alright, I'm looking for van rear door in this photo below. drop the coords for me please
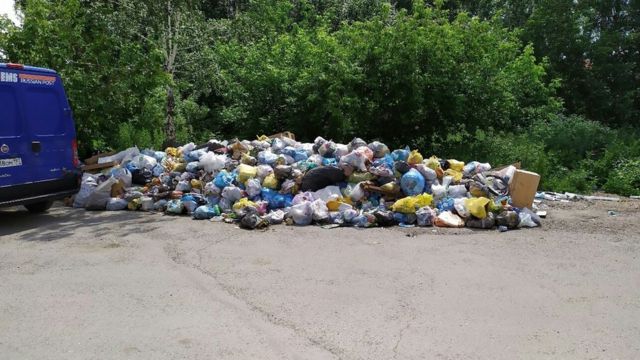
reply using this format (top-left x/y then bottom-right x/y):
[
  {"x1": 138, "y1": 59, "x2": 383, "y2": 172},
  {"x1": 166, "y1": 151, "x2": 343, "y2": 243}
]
[
  {"x1": 20, "y1": 70, "x2": 76, "y2": 183},
  {"x1": 0, "y1": 68, "x2": 31, "y2": 187}
]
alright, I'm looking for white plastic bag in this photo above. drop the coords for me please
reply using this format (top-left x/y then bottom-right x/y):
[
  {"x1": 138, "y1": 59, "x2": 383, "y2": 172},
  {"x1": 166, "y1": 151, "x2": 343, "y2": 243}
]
[
  {"x1": 256, "y1": 164, "x2": 274, "y2": 179},
  {"x1": 130, "y1": 154, "x2": 157, "y2": 170},
  {"x1": 246, "y1": 178, "x2": 262, "y2": 198},
  {"x1": 110, "y1": 168, "x2": 132, "y2": 188},
  {"x1": 431, "y1": 184, "x2": 446, "y2": 201},
  {"x1": 339, "y1": 150, "x2": 367, "y2": 171},
  {"x1": 349, "y1": 183, "x2": 366, "y2": 202},
  {"x1": 518, "y1": 208, "x2": 541, "y2": 228},
  {"x1": 448, "y1": 185, "x2": 468, "y2": 198},
  {"x1": 106, "y1": 198, "x2": 128, "y2": 211},
  {"x1": 140, "y1": 196, "x2": 154, "y2": 211},
  {"x1": 334, "y1": 144, "x2": 349, "y2": 160},
  {"x1": 290, "y1": 202, "x2": 313, "y2": 225},
  {"x1": 98, "y1": 146, "x2": 140, "y2": 165},
  {"x1": 311, "y1": 199, "x2": 329, "y2": 221},
  {"x1": 265, "y1": 209, "x2": 285, "y2": 224},
  {"x1": 73, "y1": 173, "x2": 98, "y2": 208},
  {"x1": 313, "y1": 185, "x2": 342, "y2": 202},
  {"x1": 85, "y1": 177, "x2": 118, "y2": 210},
  {"x1": 180, "y1": 142, "x2": 196, "y2": 154},
  {"x1": 199, "y1": 152, "x2": 227, "y2": 173},
  {"x1": 415, "y1": 164, "x2": 437, "y2": 181},
  {"x1": 221, "y1": 186, "x2": 243, "y2": 202},
  {"x1": 453, "y1": 198, "x2": 470, "y2": 218}
]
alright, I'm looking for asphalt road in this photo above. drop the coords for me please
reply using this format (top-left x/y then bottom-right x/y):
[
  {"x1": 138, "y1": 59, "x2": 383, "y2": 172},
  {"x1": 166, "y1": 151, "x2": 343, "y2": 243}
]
[{"x1": 1, "y1": 201, "x2": 639, "y2": 360}]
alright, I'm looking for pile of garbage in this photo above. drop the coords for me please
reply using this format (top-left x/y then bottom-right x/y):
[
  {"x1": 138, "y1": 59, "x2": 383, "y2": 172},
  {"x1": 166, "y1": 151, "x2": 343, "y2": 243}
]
[{"x1": 73, "y1": 134, "x2": 543, "y2": 230}]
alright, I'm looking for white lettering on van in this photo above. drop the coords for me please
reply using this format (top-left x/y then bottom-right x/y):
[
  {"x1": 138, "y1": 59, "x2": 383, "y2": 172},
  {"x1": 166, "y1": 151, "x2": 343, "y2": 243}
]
[{"x1": 0, "y1": 71, "x2": 18, "y2": 83}]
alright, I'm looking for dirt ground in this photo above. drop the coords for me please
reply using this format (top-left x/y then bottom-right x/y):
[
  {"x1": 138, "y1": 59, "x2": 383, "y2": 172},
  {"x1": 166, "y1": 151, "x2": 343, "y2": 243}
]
[{"x1": 1, "y1": 199, "x2": 639, "y2": 360}]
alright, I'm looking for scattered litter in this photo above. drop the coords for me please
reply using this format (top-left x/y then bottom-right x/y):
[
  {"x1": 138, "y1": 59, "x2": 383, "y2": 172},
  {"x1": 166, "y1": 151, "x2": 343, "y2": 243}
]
[{"x1": 536, "y1": 191, "x2": 621, "y2": 202}]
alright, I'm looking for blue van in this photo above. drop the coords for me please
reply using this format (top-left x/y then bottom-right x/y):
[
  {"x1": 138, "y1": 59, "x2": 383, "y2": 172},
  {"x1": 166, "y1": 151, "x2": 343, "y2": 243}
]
[{"x1": 0, "y1": 63, "x2": 81, "y2": 212}]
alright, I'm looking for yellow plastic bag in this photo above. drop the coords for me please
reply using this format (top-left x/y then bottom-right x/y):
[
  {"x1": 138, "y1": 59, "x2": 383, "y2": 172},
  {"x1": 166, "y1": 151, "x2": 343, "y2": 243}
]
[
  {"x1": 241, "y1": 153, "x2": 257, "y2": 165},
  {"x1": 256, "y1": 135, "x2": 270, "y2": 141},
  {"x1": 165, "y1": 147, "x2": 179, "y2": 157},
  {"x1": 391, "y1": 193, "x2": 433, "y2": 214},
  {"x1": 447, "y1": 159, "x2": 465, "y2": 171},
  {"x1": 327, "y1": 197, "x2": 352, "y2": 212},
  {"x1": 233, "y1": 198, "x2": 257, "y2": 212},
  {"x1": 172, "y1": 161, "x2": 186, "y2": 173},
  {"x1": 444, "y1": 169, "x2": 463, "y2": 182},
  {"x1": 190, "y1": 179, "x2": 202, "y2": 190},
  {"x1": 263, "y1": 173, "x2": 278, "y2": 189},
  {"x1": 413, "y1": 193, "x2": 433, "y2": 208},
  {"x1": 465, "y1": 197, "x2": 491, "y2": 219},
  {"x1": 237, "y1": 164, "x2": 258, "y2": 184},
  {"x1": 348, "y1": 172, "x2": 374, "y2": 183},
  {"x1": 425, "y1": 155, "x2": 441, "y2": 170},
  {"x1": 407, "y1": 150, "x2": 424, "y2": 165},
  {"x1": 127, "y1": 198, "x2": 141, "y2": 211}
]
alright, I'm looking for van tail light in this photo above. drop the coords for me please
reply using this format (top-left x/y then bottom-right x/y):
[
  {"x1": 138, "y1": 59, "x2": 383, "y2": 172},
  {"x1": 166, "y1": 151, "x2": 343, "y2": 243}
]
[
  {"x1": 7, "y1": 63, "x2": 24, "y2": 70},
  {"x1": 71, "y1": 139, "x2": 80, "y2": 167}
]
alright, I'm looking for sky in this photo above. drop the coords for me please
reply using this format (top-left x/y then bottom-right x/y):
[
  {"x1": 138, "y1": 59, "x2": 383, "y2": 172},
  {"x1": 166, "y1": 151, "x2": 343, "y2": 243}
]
[{"x1": 0, "y1": 0, "x2": 20, "y2": 25}]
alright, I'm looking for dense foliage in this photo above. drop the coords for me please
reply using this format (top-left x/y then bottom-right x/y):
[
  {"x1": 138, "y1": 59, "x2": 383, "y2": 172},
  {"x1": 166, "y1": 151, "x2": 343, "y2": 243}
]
[{"x1": 1, "y1": 0, "x2": 638, "y2": 194}]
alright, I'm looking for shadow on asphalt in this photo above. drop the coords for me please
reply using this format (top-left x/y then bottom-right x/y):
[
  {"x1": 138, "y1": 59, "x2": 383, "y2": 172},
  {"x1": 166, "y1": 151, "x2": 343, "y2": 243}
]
[{"x1": 0, "y1": 203, "x2": 165, "y2": 241}]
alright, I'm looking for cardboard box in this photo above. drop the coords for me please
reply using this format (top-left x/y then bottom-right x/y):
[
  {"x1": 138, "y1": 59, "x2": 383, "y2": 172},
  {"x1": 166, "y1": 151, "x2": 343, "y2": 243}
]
[
  {"x1": 82, "y1": 161, "x2": 118, "y2": 173},
  {"x1": 84, "y1": 151, "x2": 116, "y2": 165},
  {"x1": 509, "y1": 169, "x2": 540, "y2": 208},
  {"x1": 268, "y1": 131, "x2": 296, "y2": 141}
]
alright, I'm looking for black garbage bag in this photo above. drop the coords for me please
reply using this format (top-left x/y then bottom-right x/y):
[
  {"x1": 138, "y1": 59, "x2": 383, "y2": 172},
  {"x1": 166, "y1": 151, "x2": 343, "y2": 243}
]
[
  {"x1": 466, "y1": 212, "x2": 496, "y2": 229},
  {"x1": 240, "y1": 213, "x2": 269, "y2": 230},
  {"x1": 496, "y1": 211, "x2": 519, "y2": 229},
  {"x1": 300, "y1": 166, "x2": 346, "y2": 192},
  {"x1": 373, "y1": 209, "x2": 396, "y2": 227},
  {"x1": 394, "y1": 161, "x2": 411, "y2": 175},
  {"x1": 131, "y1": 168, "x2": 153, "y2": 185}
]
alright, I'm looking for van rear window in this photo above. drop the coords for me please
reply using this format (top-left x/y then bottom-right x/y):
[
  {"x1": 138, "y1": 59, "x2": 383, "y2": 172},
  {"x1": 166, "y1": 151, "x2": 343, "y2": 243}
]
[
  {"x1": 0, "y1": 86, "x2": 21, "y2": 137},
  {"x1": 24, "y1": 88, "x2": 65, "y2": 136}
]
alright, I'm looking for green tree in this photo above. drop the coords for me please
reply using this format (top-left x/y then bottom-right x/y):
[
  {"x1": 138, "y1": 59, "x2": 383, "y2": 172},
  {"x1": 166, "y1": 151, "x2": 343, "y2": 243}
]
[{"x1": 208, "y1": 2, "x2": 560, "y2": 147}]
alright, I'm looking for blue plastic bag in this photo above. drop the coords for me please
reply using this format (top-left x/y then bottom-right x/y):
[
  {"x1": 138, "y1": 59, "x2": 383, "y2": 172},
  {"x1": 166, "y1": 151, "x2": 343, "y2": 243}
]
[
  {"x1": 214, "y1": 170, "x2": 235, "y2": 189},
  {"x1": 261, "y1": 188, "x2": 293, "y2": 209},
  {"x1": 436, "y1": 197, "x2": 455, "y2": 212},
  {"x1": 258, "y1": 150, "x2": 278, "y2": 165},
  {"x1": 281, "y1": 147, "x2": 308, "y2": 162},
  {"x1": 373, "y1": 153, "x2": 394, "y2": 169},
  {"x1": 181, "y1": 194, "x2": 198, "y2": 214},
  {"x1": 391, "y1": 147, "x2": 410, "y2": 162},
  {"x1": 322, "y1": 157, "x2": 337, "y2": 166},
  {"x1": 166, "y1": 199, "x2": 184, "y2": 215},
  {"x1": 187, "y1": 149, "x2": 207, "y2": 162},
  {"x1": 400, "y1": 168, "x2": 426, "y2": 196},
  {"x1": 186, "y1": 161, "x2": 199, "y2": 173},
  {"x1": 193, "y1": 205, "x2": 221, "y2": 220},
  {"x1": 124, "y1": 161, "x2": 138, "y2": 172},
  {"x1": 152, "y1": 164, "x2": 165, "y2": 177}
]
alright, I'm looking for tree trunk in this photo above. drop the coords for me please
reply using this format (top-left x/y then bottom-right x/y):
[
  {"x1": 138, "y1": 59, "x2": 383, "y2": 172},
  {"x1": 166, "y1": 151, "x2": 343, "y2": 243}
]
[{"x1": 163, "y1": 85, "x2": 177, "y2": 148}]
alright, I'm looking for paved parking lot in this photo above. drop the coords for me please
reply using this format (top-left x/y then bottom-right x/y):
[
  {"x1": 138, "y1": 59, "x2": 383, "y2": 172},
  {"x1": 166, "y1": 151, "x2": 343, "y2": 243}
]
[{"x1": 1, "y1": 201, "x2": 639, "y2": 359}]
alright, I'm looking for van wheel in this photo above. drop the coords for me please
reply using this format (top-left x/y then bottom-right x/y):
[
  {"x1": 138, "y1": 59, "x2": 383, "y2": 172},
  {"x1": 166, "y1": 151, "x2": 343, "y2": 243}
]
[{"x1": 25, "y1": 201, "x2": 54, "y2": 213}]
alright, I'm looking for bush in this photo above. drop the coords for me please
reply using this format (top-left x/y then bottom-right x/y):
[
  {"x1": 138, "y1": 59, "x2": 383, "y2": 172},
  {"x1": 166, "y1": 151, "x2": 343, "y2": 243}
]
[
  {"x1": 530, "y1": 114, "x2": 613, "y2": 168},
  {"x1": 603, "y1": 159, "x2": 640, "y2": 196}
]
